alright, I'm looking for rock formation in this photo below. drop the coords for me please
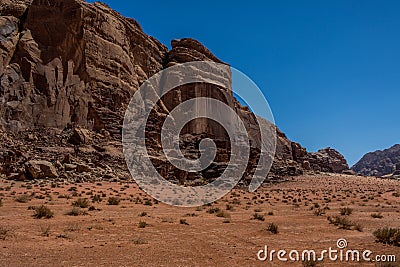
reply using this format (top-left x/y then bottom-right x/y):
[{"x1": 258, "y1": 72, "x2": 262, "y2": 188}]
[
  {"x1": 352, "y1": 144, "x2": 400, "y2": 177},
  {"x1": 1, "y1": 0, "x2": 166, "y2": 134},
  {"x1": 0, "y1": 0, "x2": 349, "y2": 183}
]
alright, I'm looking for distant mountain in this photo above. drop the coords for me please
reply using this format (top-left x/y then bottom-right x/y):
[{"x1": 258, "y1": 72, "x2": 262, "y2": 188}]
[{"x1": 352, "y1": 144, "x2": 400, "y2": 176}]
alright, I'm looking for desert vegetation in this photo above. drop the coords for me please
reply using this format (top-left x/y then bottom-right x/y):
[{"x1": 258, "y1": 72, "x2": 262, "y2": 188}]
[
  {"x1": 0, "y1": 174, "x2": 398, "y2": 266},
  {"x1": 373, "y1": 228, "x2": 400, "y2": 246},
  {"x1": 33, "y1": 205, "x2": 54, "y2": 219}
]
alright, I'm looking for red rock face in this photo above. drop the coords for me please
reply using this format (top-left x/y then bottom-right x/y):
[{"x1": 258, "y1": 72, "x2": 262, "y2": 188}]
[
  {"x1": 0, "y1": 0, "x2": 349, "y2": 183},
  {"x1": 1, "y1": 0, "x2": 167, "y2": 133}
]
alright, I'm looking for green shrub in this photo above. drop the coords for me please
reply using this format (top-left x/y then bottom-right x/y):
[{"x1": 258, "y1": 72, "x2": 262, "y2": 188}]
[
  {"x1": 339, "y1": 207, "x2": 353, "y2": 216},
  {"x1": 143, "y1": 199, "x2": 152, "y2": 206},
  {"x1": 138, "y1": 221, "x2": 147, "y2": 228},
  {"x1": 15, "y1": 194, "x2": 31, "y2": 203},
  {"x1": 303, "y1": 259, "x2": 319, "y2": 267},
  {"x1": 108, "y1": 197, "x2": 120, "y2": 205},
  {"x1": 179, "y1": 219, "x2": 189, "y2": 225},
  {"x1": 161, "y1": 217, "x2": 174, "y2": 223},
  {"x1": 216, "y1": 210, "x2": 230, "y2": 218},
  {"x1": 253, "y1": 213, "x2": 265, "y2": 221},
  {"x1": 134, "y1": 197, "x2": 142, "y2": 204},
  {"x1": 230, "y1": 198, "x2": 241, "y2": 205},
  {"x1": 328, "y1": 216, "x2": 352, "y2": 229},
  {"x1": 72, "y1": 198, "x2": 89, "y2": 208},
  {"x1": 66, "y1": 207, "x2": 87, "y2": 216},
  {"x1": 65, "y1": 224, "x2": 80, "y2": 232},
  {"x1": 353, "y1": 223, "x2": 363, "y2": 232},
  {"x1": 92, "y1": 194, "x2": 102, "y2": 203},
  {"x1": 207, "y1": 207, "x2": 221, "y2": 214},
  {"x1": 40, "y1": 225, "x2": 51, "y2": 237},
  {"x1": 132, "y1": 236, "x2": 147, "y2": 245},
  {"x1": 226, "y1": 204, "x2": 234, "y2": 211},
  {"x1": 0, "y1": 226, "x2": 10, "y2": 240},
  {"x1": 139, "y1": 211, "x2": 148, "y2": 217},
  {"x1": 313, "y1": 208, "x2": 325, "y2": 216},
  {"x1": 371, "y1": 213, "x2": 384, "y2": 219},
  {"x1": 266, "y1": 223, "x2": 279, "y2": 234},
  {"x1": 373, "y1": 228, "x2": 400, "y2": 246},
  {"x1": 328, "y1": 216, "x2": 362, "y2": 231},
  {"x1": 33, "y1": 205, "x2": 54, "y2": 219}
]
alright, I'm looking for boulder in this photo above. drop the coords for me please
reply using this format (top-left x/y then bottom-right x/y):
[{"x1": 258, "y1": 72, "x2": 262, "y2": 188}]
[
  {"x1": 308, "y1": 148, "x2": 349, "y2": 173},
  {"x1": 8, "y1": 172, "x2": 26, "y2": 181},
  {"x1": 0, "y1": 0, "x2": 29, "y2": 18},
  {"x1": 64, "y1": 164, "x2": 77, "y2": 171},
  {"x1": 76, "y1": 163, "x2": 91, "y2": 173},
  {"x1": 68, "y1": 127, "x2": 92, "y2": 145},
  {"x1": 25, "y1": 160, "x2": 58, "y2": 179},
  {"x1": 302, "y1": 160, "x2": 311, "y2": 171},
  {"x1": 62, "y1": 154, "x2": 71, "y2": 164}
]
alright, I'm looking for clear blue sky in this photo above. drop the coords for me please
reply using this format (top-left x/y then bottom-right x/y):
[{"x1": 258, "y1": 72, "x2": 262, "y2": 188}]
[{"x1": 88, "y1": 0, "x2": 400, "y2": 166}]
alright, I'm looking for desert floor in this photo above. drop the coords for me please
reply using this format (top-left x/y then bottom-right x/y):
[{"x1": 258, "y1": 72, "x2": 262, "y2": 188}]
[{"x1": 0, "y1": 174, "x2": 399, "y2": 267}]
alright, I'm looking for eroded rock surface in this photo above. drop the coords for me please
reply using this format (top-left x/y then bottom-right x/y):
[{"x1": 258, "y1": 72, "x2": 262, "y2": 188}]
[
  {"x1": 0, "y1": 0, "x2": 349, "y2": 184},
  {"x1": 352, "y1": 144, "x2": 400, "y2": 177},
  {"x1": 1, "y1": 0, "x2": 166, "y2": 134}
]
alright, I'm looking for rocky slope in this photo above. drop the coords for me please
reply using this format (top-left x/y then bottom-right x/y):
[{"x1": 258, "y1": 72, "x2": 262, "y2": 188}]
[
  {"x1": 0, "y1": 0, "x2": 349, "y2": 184},
  {"x1": 352, "y1": 144, "x2": 400, "y2": 177}
]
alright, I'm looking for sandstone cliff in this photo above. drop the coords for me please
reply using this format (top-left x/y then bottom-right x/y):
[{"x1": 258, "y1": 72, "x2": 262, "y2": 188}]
[
  {"x1": 0, "y1": 0, "x2": 349, "y2": 183},
  {"x1": 1, "y1": 0, "x2": 166, "y2": 135}
]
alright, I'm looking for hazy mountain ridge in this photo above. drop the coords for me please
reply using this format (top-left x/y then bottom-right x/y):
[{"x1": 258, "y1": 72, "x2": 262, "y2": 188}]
[{"x1": 352, "y1": 144, "x2": 400, "y2": 177}]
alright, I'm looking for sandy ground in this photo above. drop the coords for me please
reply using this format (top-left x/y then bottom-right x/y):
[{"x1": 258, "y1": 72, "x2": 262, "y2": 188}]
[{"x1": 0, "y1": 174, "x2": 399, "y2": 267}]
